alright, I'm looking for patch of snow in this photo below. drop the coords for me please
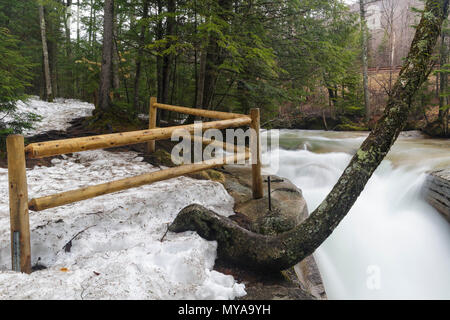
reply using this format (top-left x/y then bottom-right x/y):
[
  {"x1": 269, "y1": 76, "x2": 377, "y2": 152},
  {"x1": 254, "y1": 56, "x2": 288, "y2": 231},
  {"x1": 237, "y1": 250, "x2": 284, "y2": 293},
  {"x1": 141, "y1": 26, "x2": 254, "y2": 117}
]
[
  {"x1": 16, "y1": 97, "x2": 94, "y2": 136},
  {"x1": 0, "y1": 98, "x2": 246, "y2": 300}
]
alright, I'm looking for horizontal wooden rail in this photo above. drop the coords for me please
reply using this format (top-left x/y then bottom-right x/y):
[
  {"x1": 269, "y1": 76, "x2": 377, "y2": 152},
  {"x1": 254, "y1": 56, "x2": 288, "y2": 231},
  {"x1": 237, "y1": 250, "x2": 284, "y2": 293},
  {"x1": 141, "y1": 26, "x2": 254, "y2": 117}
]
[
  {"x1": 192, "y1": 135, "x2": 251, "y2": 154},
  {"x1": 25, "y1": 117, "x2": 251, "y2": 159},
  {"x1": 154, "y1": 103, "x2": 246, "y2": 120},
  {"x1": 28, "y1": 152, "x2": 249, "y2": 212},
  {"x1": 6, "y1": 94, "x2": 263, "y2": 274}
]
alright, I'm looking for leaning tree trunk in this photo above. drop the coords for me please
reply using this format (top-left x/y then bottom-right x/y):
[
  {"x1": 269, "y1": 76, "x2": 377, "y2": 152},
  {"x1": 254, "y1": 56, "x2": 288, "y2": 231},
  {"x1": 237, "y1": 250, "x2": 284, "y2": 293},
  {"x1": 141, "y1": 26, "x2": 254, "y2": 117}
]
[
  {"x1": 39, "y1": 4, "x2": 53, "y2": 103},
  {"x1": 169, "y1": 0, "x2": 450, "y2": 272},
  {"x1": 97, "y1": 0, "x2": 114, "y2": 113}
]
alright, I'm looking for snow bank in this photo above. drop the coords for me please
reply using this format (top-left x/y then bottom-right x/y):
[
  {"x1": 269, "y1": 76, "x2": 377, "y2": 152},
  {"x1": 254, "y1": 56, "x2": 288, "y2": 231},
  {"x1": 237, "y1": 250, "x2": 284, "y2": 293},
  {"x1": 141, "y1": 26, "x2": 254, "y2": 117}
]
[
  {"x1": 0, "y1": 98, "x2": 246, "y2": 300},
  {"x1": 16, "y1": 97, "x2": 94, "y2": 136}
]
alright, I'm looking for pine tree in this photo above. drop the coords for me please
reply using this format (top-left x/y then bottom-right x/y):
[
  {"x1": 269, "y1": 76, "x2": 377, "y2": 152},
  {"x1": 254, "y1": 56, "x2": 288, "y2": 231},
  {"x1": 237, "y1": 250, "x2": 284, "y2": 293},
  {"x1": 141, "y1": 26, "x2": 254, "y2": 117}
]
[{"x1": 0, "y1": 28, "x2": 40, "y2": 153}]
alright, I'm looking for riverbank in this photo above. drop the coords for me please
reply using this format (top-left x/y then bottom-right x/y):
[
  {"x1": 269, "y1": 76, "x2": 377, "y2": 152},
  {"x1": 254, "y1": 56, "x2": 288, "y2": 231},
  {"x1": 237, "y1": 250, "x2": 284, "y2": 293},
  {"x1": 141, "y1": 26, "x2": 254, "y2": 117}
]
[{"x1": 267, "y1": 113, "x2": 449, "y2": 138}]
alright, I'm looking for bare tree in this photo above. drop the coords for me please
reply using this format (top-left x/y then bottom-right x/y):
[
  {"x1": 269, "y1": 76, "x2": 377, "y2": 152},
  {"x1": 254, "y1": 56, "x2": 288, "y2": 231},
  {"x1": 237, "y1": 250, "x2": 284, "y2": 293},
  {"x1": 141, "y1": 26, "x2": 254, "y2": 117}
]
[
  {"x1": 133, "y1": 0, "x2": 150, "y2": 111},
  {"x1": 360, "y1": 0, "x2": 373, "y2": 122},
  {"x1": 39, "y1": 3, "x2": 53, "y2": 103},
  {"x1": 380, "y1": 0, "x2": 400, "y2": 92},
  {"x1": 97, "y1": 0, "x2": 114, "y2": 113}
]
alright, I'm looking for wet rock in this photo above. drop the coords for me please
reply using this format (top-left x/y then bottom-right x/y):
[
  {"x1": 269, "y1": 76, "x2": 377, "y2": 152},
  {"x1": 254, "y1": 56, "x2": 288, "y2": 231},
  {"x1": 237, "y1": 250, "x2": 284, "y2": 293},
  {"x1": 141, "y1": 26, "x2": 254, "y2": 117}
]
[
  {"x1": 219, "y1": 165, "x2": 327, "y2": 300},
  {"x1": 220, "y1": 165, "x2": 308, "y2": 233},
  {"x1": 423, "y1": 120, "x2": 449, "y2": 138},
  {"x1": 240, "y1": 283, "x2": 315, "y2": 300}
]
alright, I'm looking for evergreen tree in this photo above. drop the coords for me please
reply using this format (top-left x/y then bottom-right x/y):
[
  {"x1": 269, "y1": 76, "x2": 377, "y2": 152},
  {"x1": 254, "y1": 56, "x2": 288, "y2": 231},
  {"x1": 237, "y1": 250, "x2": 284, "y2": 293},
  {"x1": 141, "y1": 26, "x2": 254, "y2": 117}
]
[{"x1": 0, "y1": 28, "x2": 40, "y2": 152}]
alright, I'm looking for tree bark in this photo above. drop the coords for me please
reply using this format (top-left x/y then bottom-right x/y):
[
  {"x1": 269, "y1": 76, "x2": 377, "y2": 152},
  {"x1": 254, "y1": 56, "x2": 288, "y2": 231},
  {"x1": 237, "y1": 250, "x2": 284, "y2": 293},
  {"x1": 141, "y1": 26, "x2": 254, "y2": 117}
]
[
  {"x1": 133, "y1": 0, "x2": 150, "y2": 111},
  {"x1": 64, "y1": 0, "x2": 74, "y2": 97},
  {"x1": 97, "y1": 0, "x2": 114, "y2": 113},
  {"x1": 169, "y1": 0, "x2": 450, "y2": 272},
  {"x1": 196, "y1": 50, "x2": 207, "y2": 108},
  {"x1": 439, "y1": 32, "x2": 449, "y2": 135},
  {"x1": 162, "y1": 0, "x2": 176, "y2": 105},
  {"x1": 112, "y1": 6, "x2": 121, "y2": 99},
  {"x1": 64, "y1": 0, "x2": 72, "y2": 58},
  {"x1": 360, "y1": 0, "x2": 371, "y2": 122},
  {"x1": 77, "y1": 0, "x2": 80, "y2": 44},
  {"x1": 39, "y1": 4, "x2": 53, "y2": 103},
  {"x1": 156, "y1": 0, "x2": 163, "y2": 103}
]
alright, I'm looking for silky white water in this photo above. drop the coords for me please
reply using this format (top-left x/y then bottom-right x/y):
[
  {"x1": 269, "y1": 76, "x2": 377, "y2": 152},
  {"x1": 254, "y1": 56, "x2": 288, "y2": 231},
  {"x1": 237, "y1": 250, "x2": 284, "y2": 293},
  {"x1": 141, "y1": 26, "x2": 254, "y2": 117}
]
[{"x1": 262, "y1": 130, "x2": 450, "y2": 299}]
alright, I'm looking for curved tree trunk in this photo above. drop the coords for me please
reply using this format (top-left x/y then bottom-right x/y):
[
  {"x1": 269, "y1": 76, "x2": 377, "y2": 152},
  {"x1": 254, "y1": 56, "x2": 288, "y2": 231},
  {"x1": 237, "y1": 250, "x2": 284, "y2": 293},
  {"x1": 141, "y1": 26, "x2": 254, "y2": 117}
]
[{"x1": 169, "y1": 0, "x2": 450, "y2": 272}]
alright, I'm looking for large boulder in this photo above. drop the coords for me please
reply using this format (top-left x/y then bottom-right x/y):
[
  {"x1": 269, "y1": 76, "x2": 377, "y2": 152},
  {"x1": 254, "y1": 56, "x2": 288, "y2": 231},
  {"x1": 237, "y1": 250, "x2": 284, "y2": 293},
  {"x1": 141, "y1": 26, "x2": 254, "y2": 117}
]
[
  {"x1": 218, "y1": 165, "x2": 327, "y2": 300},
  {"x1": 221, "y1": 165, "x2": 308, "y2": 235}
]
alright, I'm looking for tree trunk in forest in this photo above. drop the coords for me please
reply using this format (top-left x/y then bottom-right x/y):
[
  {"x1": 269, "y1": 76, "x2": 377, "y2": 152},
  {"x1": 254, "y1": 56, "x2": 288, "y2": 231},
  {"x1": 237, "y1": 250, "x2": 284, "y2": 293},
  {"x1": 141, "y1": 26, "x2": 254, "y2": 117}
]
[
  {"x1": 39, "y1": 4, "x2": 53, "y2": 103},
  {"x1": 64, "y1": 0, "x2": 74, "y2": 97},
  {"x1": 154, "y1": 0, "x2": 176, "y2": 121},
  {"x1": 201, "y1": 0, "x2": 233, "y2": 110},
  {"x1": 77, "y1": 0, "x2": 80, "y2": 44},
  {"x1": 186, "y1": 5, "x2": 205, "y2": 124},
  {"x1": 439, "y1": 33, "x2": 449, "y2": 135},
  {"x1": 88, "y1": 1, "x2": 93, "y2": 50},
  {"x1": 159, "y1": 0, "x2": 176, "y2": 121},
  {"x1": 46, "y1": 3, "x2": 59, "y2": 97},
  {"x1": 162, "y1": 0, "x2": 175, "y2": 105},
  {"x1": 169, "y1": 0, "x2": 450, "y2": 272},
  {"x1": 97, "y1": 0, "x2": 114, "y2": 113},
  {"x1": 133, "y1": 0, "x2": 150, "y2": 112},
  {"x1": 112, "y1": 7, "x2": 121, "y2": 99},
  {"x1": 360, "y1": 0, "x2": 371, "y2": 123},
  {"x1": 196, "y1": 50, "x2": 207, "y2": 108},
  {"x1": 156, "y1": 0, "x2": 163, "y2": 103},
  {"x1": 64, "y1": 0, "x2": 72, "y2": 57},
  {"x1": 49, "y1": 33, "x2": 58, "y2": 98}
]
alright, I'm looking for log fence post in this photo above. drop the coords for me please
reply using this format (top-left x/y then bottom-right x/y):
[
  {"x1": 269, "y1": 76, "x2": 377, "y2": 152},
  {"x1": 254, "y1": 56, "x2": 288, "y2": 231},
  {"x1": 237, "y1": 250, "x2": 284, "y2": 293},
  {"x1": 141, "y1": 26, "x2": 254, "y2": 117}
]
[
  {"x1": 250, "y1": 108, "x2": 263, "y2": 199},
  {"x1": 147, "y1": 97, "x2": 157, "y2": 154},
  {"x1": 7, "y1": 135, "x2": 32, "y2": 274}
]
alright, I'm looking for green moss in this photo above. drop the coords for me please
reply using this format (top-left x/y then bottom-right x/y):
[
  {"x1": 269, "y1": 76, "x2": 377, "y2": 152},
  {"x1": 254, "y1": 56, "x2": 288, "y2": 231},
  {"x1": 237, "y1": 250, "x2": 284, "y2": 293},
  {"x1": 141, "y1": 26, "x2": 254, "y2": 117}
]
[
  {"x1": 334, "y1": 124, "x2": 368, "y2": 132},
  {"x1": 356, "y1": 150, "x2": 368, "y2": 161},
  {"x1": 187, "y1": 169, "x2": 225, "y2": 183},
  {"x1": 151, "y1": 149, "x2": 175, "y2": 167},
  {"x1": 257, "y1": 210, "x2": 296, "y2": 236},
  {"x1": 84, "y1": 109, "x2": 143, "y2": 133},
  {"x1": 206, "y1": 169, "x2": 226, "y2": 183}
]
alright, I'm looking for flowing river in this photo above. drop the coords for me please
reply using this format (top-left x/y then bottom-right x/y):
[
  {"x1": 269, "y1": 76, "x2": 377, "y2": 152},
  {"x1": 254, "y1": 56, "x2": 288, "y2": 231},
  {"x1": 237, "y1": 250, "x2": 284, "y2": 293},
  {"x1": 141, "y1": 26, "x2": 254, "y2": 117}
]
[{"x1": 261, "y1": 130, "x2": 450, "y2": 300}]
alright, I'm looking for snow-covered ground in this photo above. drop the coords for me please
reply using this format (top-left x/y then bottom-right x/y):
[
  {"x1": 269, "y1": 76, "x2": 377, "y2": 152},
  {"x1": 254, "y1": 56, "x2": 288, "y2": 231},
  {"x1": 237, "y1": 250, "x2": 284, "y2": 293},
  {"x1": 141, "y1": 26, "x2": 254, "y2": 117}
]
[
  {"x1": 0, "y1": 98, "x2": 246, "y2": 300},
  {"x1": 16, "y1": 97, "x2": 95, "y2": 136}
]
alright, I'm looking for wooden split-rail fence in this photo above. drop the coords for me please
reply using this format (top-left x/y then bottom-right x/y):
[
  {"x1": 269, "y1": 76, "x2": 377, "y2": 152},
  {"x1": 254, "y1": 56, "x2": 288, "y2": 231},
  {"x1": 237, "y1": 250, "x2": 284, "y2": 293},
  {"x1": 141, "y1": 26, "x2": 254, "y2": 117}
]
[{"x1": 6, "y1": 97, "x2": 263, "y2": 274}]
